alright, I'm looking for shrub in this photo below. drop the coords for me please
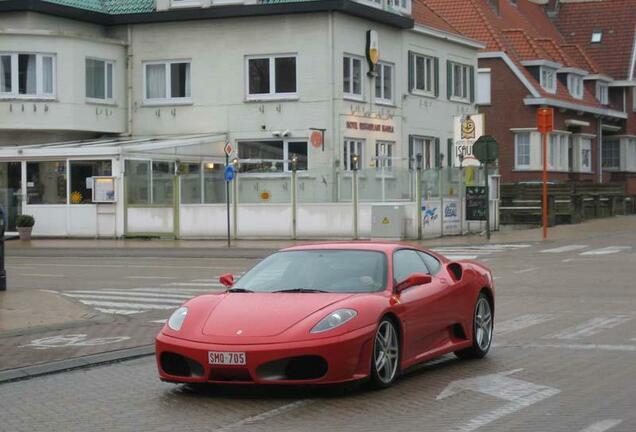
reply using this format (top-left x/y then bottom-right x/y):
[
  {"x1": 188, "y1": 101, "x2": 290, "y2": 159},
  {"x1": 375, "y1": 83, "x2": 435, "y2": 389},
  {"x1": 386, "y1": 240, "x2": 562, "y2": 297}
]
[{"x1": 16, "y1": 215, "x2": 35, "y2": 228}]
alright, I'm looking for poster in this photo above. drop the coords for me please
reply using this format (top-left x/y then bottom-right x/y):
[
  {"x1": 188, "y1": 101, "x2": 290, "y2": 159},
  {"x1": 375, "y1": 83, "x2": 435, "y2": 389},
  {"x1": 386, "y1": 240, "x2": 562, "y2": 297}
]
[
  {"x1": 92, "y1": 177, "x2": 116, "y2": 203},
  {"x1": 453, "y1": 114, "x2": 484, "y2": 167},
  {"x1": 466, "y1": 186, "x2": 487, "y2": 221}
]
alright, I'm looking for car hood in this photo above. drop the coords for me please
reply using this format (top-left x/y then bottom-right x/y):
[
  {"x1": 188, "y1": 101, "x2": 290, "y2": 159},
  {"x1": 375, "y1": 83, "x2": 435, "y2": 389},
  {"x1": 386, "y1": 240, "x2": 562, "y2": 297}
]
[{"x1": 201, "y1": 292, "x2": 354, "y2": 338}]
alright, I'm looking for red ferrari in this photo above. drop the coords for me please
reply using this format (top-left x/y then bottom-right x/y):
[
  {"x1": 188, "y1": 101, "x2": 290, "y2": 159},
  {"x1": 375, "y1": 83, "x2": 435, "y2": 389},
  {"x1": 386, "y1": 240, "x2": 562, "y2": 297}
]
[{"x1": 156, "y1": 242, "x2": 494, "y2": 388}]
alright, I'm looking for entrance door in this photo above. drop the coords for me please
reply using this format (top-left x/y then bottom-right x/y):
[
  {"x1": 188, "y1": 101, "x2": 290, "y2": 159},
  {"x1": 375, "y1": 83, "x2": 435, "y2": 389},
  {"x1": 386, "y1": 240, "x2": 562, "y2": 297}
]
[{"x1": 0, "y1": 162, "x2": 22, "y2": 231}]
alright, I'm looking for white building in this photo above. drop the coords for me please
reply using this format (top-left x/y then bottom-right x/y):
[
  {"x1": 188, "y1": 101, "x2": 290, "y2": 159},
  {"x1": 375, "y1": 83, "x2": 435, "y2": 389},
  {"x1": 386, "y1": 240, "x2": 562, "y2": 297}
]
[{"x1": 0, "y1": 0, "x2": 486, "y2": 238}]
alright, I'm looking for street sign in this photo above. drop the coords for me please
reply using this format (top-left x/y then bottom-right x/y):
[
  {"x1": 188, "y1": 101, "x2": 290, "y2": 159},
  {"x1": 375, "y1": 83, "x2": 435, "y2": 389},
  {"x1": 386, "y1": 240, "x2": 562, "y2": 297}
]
[
  {"x1": 224, "y1": 142, "x2": 234, "y2": 156},
  {"x1": 466, "y1": 186, "x2": 487, "y2": 221},
  {"x1": 473, "y1": 135, "x2": 499, "y2": 163},
  {"x1": 537, "y1": 107, "x2": 554, "y2": 134},
  {"x1": 224, "y1": 165, "x2": 235, "y2": 182}
]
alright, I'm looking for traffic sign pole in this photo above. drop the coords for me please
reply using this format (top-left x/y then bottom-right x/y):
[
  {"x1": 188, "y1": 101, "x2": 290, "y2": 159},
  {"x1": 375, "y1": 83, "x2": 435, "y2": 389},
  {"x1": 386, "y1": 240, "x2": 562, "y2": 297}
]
[
  {"x1": 542, "y1": 131, "x2": 548, "y2": 240},
  {"x1": 225, "y1": 153, "x2": 231, "y2": 248}
]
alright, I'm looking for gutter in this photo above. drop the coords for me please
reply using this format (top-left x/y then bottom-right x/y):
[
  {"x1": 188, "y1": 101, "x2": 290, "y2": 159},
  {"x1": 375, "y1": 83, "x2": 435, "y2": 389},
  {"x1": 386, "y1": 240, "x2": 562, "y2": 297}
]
[
  {"x1": 523, "y1": 97, "x2": 628, "y2": 119},
  {"x1": 412, "y1": 24, "x2": 485, "y2": 50}
]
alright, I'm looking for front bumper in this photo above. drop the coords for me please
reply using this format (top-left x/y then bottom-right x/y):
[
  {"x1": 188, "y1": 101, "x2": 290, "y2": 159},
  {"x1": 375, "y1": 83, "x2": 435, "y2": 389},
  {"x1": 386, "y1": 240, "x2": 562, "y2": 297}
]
[{"x1": 155, "y1": 325, "x2": 376, "y2": 385}]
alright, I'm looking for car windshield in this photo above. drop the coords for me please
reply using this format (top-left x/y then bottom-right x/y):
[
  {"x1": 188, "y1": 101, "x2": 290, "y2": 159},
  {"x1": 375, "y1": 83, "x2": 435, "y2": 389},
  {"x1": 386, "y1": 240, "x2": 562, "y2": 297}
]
[{"x1": 232, "y1": 250, "x2": 388, "y2": 293}]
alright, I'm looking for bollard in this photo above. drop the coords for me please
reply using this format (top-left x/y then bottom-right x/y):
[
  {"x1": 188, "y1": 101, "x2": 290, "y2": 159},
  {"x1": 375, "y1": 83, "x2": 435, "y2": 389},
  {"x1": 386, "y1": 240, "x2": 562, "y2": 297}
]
[{"x1": 0, "y1": 206, "x2": 5, "y2": 291}]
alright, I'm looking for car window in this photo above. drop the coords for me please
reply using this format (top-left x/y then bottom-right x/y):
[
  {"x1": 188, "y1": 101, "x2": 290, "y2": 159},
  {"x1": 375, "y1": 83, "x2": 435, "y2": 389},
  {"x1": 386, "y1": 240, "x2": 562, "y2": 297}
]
[
  {"x1": 418, "y1": 251, "x2": 441, "y2": 275},
  {"x1": 393, "y1": 249, "x2": 429, "y2": 283}
]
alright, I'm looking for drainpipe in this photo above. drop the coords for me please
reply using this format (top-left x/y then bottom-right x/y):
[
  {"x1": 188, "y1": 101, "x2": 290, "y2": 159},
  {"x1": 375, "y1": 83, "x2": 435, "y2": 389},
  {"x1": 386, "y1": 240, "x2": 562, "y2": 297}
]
[
  {"x1": 126, "y1": 25, "x2": 133, "y2": 136},
  {"x1": 329, "y1": 12, "x2": 338, "y2": 202},
  {"x1": 598, "y1": 118, "x2": 603, "y2": 183}
]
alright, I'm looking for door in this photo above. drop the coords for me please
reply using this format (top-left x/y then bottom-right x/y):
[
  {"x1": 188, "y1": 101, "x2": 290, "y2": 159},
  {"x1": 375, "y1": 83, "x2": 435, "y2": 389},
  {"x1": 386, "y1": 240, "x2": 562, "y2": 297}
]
[
  {"x1": 393, "y1": 249, "x2": 449, "y2": 360},
  {"x1": 0, "y1": 162, "x2": 22, "y2": 231}
]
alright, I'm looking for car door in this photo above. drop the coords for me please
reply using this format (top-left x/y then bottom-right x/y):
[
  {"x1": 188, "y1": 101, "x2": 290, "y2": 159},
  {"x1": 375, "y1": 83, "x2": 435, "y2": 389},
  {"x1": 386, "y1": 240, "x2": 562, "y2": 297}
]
[{"x1": 393, "y1": 249, "x2": 448, "y2": 360}]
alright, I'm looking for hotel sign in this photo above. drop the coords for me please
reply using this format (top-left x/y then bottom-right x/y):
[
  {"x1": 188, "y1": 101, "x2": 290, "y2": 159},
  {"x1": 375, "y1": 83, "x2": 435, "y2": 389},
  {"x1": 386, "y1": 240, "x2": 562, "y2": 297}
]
[{"x1": 346, "y1": 121, "x2": 394, "y2": 133}]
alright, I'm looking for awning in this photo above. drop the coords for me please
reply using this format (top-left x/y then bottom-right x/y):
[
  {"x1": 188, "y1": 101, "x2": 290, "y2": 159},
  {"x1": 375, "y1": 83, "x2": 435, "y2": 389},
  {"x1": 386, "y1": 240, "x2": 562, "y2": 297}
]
[{"x1": 0, "y1": 133, "x2": 229, "y2": 160}]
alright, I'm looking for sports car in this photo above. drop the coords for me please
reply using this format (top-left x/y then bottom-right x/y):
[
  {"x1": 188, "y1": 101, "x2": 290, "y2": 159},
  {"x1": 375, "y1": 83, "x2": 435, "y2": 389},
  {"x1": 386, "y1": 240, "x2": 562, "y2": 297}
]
[{"x1": 156, "y1": 242, "x2": 494, "y2": 388}]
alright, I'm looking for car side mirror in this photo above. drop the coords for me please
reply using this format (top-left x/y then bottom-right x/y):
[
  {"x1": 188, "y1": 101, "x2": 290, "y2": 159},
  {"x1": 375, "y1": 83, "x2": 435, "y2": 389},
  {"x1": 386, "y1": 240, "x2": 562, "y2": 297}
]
[
  {"x1": 219, "y1": 273, "x2": 234, "y2": 288},
  {"x1": 395, "y1": 273, "x2": 432, "y2": 293}
]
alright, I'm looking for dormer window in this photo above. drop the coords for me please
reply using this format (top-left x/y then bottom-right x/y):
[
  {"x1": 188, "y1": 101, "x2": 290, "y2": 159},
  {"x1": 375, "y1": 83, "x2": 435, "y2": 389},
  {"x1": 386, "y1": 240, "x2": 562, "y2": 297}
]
[
  {"x1": 596, "y1": 82, "x2": 609, "y2": 104},
  {"x1": 540, "y1": 67, "x2": 557, "y2": 94},
  {"x1": 567, "y1": 74, "x2": 584, "y2": 99}
]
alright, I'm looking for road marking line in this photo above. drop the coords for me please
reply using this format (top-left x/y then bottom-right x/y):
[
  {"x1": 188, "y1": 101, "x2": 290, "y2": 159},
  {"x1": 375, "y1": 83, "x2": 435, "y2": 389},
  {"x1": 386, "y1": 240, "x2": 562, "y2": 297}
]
[
  {"x1": 215, "y1": 400, "x2": 314, "y2": 432},
  {"x1": 166, "y1": 282, "x2": 225, "y2": 287},
  {"x1": 150, "y1": 319, "x2": 167, "y2": 324},
  {"x1": 126, "y1": 276, "x2": 179, "y2": 280},
  {"x1": 496, "y1": 314, "x2": 555, "y2": 336},
  {"x1": 95, "y1": 308, "x2": 143, "y2": 315},
  {"x1": 62, "y1": 293, "x2": 186, "y2": 304},
  {"x1": 9, "y1": 263, "x2": 217, "y2": 269},
  {"x1": 540, "y1": 245, "x2": 588, "y2": 253},
  {"x1": 495, "y1": 342, "x2": 636, "y2": 352},
  {"x1": 19, "y1": 273, "x2": 65, "y2": 277},
  {"x1": 131, "y1": 287, "x2": 220, "y2": 294},
  {"x1": 514, "y1": 267, "x2": 538, "y2": 274},
  {"x1": 67, "y1": 290, "x2": 193, "y2": 299},
  {"x1": 544, "y1": 316, "x2": 632, "y2": 340},
  {"x1": 76, "y1": 300, "x2": 177, "y2": 310},
  {"x1": 444, "y1": 255, "x2": 479, "y2": 260},
  {"x1": 578, "y1": 419, "x2": 623, "y2": 432},
  {"x1": 580, "y1": 246, "x2": 632, "y2": 256}
]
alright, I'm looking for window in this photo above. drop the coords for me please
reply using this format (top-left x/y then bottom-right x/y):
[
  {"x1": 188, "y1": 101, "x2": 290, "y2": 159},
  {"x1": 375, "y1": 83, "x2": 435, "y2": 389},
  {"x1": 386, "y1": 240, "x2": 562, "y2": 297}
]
[
  {"x1": 515, "y1": 132, "x2": 531, "y2": 169},
  {"x1": 375, "y1": 141, "x2": 394, "y2": 171},
  {"x1": 549, "y1": 133, "x2": 569, "y2": 171},
  {"x1": 125, "y1": 159, "x2": 175, "y2": 205},
  {"x1": 86, "y1": 58, "x2": 114, "y2": 102},
  {"x1": 567, "y1": 74, "x2": 583, "y2": 99},
  {"x1": 344, "y1": 139, "x2": 364, "y2": 171},
  {"x1": 69, "y1": 160, "x2": 112, "y2": 204},
  {"x1": 374, "y1": 62, "x2": 393, "y2": 104},
  {"x1": 627, "y1": 138, "x2": 636, "y2": 171},
  {"x1": 540, "y1": 67, "x2": 556, "y2": 94},
  {"x1": 591, "y1": 31, "x2": 602, "y2": 43},
  {"x1": 393, "y1": 249, "x2": 429, "y2": 283},
  {"x1": 246, "y1": 55, "x2": 297, "y2": 99},
  {"x1": 26, "y1": 161, "x2": 67, "y2": 204},
  {"x1": 386, "y1": 0, "x2": 411, "y2": 14},
  {"x1": 602, "y1": 140, "x2": 620, "y2": 169},
  {"x1": 152, "y1": 161, "x2": 175, "y2": 205},
  {"x1": 417, "y1": 251, "x2": 441, "y2": 275},
  {"x1": 448, "y1": 61, "x2": 472, "y2": 101},
  {"x1": 238, "y1": 140, "x2": 307, "y2": 173},
  {"x1": 409, "y1": 52, "x2": 436, "y2": 96},
  {"x1": 596, "y1": 82, "x2": 609, "y2": 104},
  {"x1": 477, "y1": 68, "x2": 491, "y2": 104},
  {"x1": 343, "y1": 55, "x2": 363, "y2": 99},
  {"x1": 180, "y1": 162, "x2": 226, "y2": 204},
  {"x1": 0, "y1": 53, "x2": 55, "y2": 98},
  {"x1": 409, "y1": 136, "x2": 436, "y2": 169},
  {"x1": 144, "y1": 60, "x2": 191, "y2": 103}
]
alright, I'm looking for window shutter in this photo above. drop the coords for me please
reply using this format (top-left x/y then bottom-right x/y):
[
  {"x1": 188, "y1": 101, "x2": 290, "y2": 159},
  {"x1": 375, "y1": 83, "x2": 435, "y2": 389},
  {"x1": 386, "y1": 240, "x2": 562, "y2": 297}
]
[
  {"x1": 408, "y1": 135, "x2": 414, "y2": 169},
  {"x1": 447, "y1": 138, "x2": 454, "y2": 167},
  {"x1": 408, "y1": 51, "x2": 414, "y2": 93},
  {"x1": 434, "y1": 57, "x2": 440, "y2": 97},
  {"x1": 469, "y1": 66, "x2": 475, "y2": 103},
  {"x1": 446, "y1": 60, "x2": 452, "y2": 99},
  {"x1": 435, "y1": 138, "x2": 441, "y2": 168}
]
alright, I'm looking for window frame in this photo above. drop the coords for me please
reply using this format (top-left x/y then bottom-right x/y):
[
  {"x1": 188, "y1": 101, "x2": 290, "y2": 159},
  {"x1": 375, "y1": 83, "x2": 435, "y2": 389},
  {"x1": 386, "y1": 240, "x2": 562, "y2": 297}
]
[
  {"x1": 567, "y1": 74, "x2": 584, "y2": 100},
  {"x1": 142, "y1": 59, "x2": 192, "y2": 106},
  {"x1": 245, "y1": 54, "x2": 298, "y2": 101},
  {"x1": 602, "y1": 139, "x2": 620, "y2": 170},
  {"x1": 85, "y1": 57, "x2": 115, "y2": 104},
  {"x1": 343, "y1": 138, "x2": 364, "y2": 171},
  {"x1": 514, "y1": 132, "x2": 531, "y2": 169},
  {"x1": 237, "y1": 139, "x2": 308, "y2": 173},
  {"x1": 540, "y1": 67, "x2": 557, "y2": 94},
  {"x1": 596, "y1": 81, "x2": 609, "y2": 105},
  {"x1": 548, "y1": 132, "x2": 570, "y2": 171},
  {"x1": 449, "y1": 61, "x2": 471, "y2": 102},
  {"x1": 578, "y1": 136, "x2": 593, "y2": 173},
  {"x1": 0, "y1": 52, "x2": 56, "y2": 99},
  {"x1": 477, "y1": 68, "x2": 491, "y2": 105},
  {"x1": 343, "y1": 54, "x2": 364, "y2": 101},
  {"x1": 374, "y1": 61, "x2": 394, "y2": 105},
  {"x1": 410, "y1": 52, "x2": 435, "y2": 97},
  {"x1": 375, "y1": 140, "x2": 395, "y2": 171}
]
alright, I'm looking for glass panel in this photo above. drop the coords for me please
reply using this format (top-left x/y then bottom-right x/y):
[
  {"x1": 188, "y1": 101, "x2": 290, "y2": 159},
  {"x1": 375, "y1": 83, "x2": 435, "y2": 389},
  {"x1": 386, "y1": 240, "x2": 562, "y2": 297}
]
[
  {"x1": 238, "y1": 174, "x2": 291, "y2": 203},
  {"x1": 415, "y1": 56, "x2": 424, "y2": 90},
  {"x1": 42, "y1": 56, "x2": 53, "y2": 95},
  {"x1": 343, "y1": 56, "x2": 351, "y2": 94},
  {"x1": 375, "y1": 68, "x2": 382, "y2": 99},
  {"x1": 69, "y1": 160, "x2": 112, "y2": 204},
  {"x1": 152, "y1": 161, "x2": 174, "y2": 205},
  {"x1": 180, "y1": 163, "x2": 201, "y2": 204},
  {"x1": 146, "y1": 64, "x2": 166, "y2": 99},
  {"x1": 106, "y1": 62, "x2": 113, "y2": 99},
  {"x1": 248, "y1": 58, "x2": 270, "y2": 95},
  {"x1": 203, "y1": 162, "x2": 225, "y2": 204},
  {"x1": 288, "y1": 141, "x2": 308, "y2": 171},
  {"x1": 170, "y1": 62, "x2": 190, "y2": 98},
  {"x1": 18, "y1": 54, "x2": 37, "y2": 95},
  {"x1": 352, "y1": 58, "x2": 361, "y2": 95},
  {"x1": 274, "y1": 57, "x2": 296, "y2": 94},
  {"x1": 26, "y1": 161, "x2": 66, "y2": 204},
  {"x1": 0, "y1": 162, "x2": 22, "y2": 230},
  {"x1": 393, "y1": 249, "x2": 428, "y2": 282},
  {"x1": 126, "y1": 160, "x2": 150, "y2": 205},
  {"x1": 298, "y1": 167, "x2": 337, "y2": 203},
  {"x1": 238, "y1": 141, "x2": 284, "y2": 173},
  {"x1": 0, "y1": 55, "x2": 11, "y2": 93},
  {"x1": 86, "y1": 59, "x2": 105, "y2": 99},
  {"x1": 382, "y1": 65, "x2": 392, "y2": 100}
]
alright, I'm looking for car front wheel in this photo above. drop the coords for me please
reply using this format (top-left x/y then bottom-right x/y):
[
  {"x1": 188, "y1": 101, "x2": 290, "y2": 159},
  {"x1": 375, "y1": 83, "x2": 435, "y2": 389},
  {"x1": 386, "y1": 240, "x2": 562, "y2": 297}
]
[
  {"x1": 455, "y1": 292, "x2": 493, "y2": 359},
  {"x1": 370, "y1": 318, "x2": 400, "y2": 388}
]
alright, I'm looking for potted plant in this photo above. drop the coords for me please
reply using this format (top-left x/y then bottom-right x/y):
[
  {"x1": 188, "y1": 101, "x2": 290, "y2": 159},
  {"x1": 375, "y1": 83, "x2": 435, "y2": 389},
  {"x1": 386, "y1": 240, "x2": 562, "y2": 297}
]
[{"x1": 16, "y1": 215, "x2": 35, "y2": 241}]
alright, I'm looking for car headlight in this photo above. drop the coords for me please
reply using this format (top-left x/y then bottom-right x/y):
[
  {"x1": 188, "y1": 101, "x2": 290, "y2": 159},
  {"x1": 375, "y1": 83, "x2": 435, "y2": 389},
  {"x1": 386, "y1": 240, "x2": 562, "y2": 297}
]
[
  {"x1": 310, "y1": 309, "x2": 357, "y2": 334},
  {"x1": 167, "y1": 307, "x2": 188, "y2": 331}
]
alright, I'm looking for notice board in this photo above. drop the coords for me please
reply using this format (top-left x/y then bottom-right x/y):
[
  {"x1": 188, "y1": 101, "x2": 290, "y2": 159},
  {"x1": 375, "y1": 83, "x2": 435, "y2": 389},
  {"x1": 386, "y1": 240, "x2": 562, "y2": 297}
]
[{"x1": 466, "y1": 186, "x2": 487, "y2": 221}]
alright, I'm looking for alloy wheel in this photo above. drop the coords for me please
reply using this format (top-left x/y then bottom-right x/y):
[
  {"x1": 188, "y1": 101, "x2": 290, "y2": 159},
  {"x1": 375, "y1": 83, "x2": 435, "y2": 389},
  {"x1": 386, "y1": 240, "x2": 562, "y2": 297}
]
[
  {"x1": 374, "y1": 320, "x2": 399, "y2": 385},
  {"x1": 474, "y1": 297, "x2": 493, "y2": 351}
]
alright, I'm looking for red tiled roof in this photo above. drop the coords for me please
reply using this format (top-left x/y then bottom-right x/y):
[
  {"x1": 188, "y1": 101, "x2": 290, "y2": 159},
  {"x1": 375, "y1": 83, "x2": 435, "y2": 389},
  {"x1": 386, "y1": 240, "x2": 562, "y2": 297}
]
[
  {"x1": 553, "y1": 0, "x2": 636, "y2": 80},
  {"x1": 534, "y1": 38, "x2": 571, "y2": 66},
  {"x1": 411, "y1": 1, "x2": 460, "y2": 35},
  {"x1": 501, "y1": 29, "x2": 546, "y2": 61},
  {"x1": 561, "y1": 44, "x2": 604, "y2": 75}
]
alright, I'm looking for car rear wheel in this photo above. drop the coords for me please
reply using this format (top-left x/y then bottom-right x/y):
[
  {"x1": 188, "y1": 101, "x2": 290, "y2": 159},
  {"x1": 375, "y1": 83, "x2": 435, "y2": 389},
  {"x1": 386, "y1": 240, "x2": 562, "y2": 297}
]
[
  {"x1": 455, "y1": 293, "x2": 493, "y2": 360},
  {"x1": 370, "y1": 318, "x2": 400, "y2": 388}
]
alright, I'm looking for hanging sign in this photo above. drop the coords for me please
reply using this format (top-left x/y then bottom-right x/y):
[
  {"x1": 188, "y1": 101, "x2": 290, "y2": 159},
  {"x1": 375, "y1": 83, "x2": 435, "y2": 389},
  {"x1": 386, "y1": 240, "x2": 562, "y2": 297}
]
[
  {"x1": 454, "y1": 114, "x2": 484, "y2": 167},
  {"x1": 366, "y1": 30, "x2": 379, "y2": 76}
]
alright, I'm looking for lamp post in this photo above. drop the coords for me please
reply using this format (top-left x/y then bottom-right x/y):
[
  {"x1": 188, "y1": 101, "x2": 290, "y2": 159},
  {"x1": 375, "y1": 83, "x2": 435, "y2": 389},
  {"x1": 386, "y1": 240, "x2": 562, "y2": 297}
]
[
  {"x1": 291, "y1": 154, "x2": 298, "y2": 240},
  {"x1": 416, "y1": 153, "x2": 423, "y2": 240},
  {"x1": 352, "y1": 154, "x2": 359, "y2": 240}
]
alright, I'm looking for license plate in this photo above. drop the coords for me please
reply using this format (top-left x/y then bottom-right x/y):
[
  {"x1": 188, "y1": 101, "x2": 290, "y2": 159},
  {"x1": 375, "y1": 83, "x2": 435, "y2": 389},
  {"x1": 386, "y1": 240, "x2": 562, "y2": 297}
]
[{"x1": 208, "y1": 351, "x2": 246, "y2": 366}]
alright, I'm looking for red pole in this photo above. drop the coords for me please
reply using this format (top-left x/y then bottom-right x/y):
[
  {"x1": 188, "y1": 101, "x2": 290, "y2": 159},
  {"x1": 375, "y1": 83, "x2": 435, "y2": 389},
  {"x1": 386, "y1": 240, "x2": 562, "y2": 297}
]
[{"x1": 542, "y1": 132, "x2": 548, "y2": 240}]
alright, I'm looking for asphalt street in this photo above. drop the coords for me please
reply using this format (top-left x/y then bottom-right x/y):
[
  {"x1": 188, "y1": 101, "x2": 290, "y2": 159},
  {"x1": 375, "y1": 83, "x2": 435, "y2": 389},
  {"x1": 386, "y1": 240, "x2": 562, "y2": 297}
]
[{"x1": 1, "y1": 223, "x2": 635, "y2": 432}]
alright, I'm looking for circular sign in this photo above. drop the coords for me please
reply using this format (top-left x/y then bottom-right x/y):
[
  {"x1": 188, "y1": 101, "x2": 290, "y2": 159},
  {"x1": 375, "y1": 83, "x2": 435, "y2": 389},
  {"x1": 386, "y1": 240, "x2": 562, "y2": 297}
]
[
  {"x1": 310, "y1": 130, "x2": 323, "y2": 149},
  {"x1": 473, "y1": 135, "x2": 500, "y2": 163},
  {"x1": 260, "y1": 191, "x2": 271, "y2": 202},
  {"x1": 224, "y1": 165, "x2": 235, "y2": 182}
]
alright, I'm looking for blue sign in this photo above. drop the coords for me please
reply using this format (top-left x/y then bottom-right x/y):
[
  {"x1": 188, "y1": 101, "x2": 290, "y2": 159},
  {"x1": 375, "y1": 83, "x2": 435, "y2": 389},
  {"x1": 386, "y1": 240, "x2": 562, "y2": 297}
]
[{"x1": 224, "y1": 165, "x2": 235, "y2": 182}]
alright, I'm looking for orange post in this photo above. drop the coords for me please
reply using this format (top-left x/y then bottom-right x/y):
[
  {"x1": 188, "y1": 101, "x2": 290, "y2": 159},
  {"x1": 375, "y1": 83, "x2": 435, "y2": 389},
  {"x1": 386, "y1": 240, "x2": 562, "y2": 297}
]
[{"x1": 537, "y1": 107, "x2": 554, "y2": 240}]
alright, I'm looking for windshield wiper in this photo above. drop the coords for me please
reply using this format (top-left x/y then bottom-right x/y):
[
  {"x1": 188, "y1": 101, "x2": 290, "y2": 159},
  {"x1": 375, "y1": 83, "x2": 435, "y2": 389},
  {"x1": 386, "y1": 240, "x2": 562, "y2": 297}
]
[
  {"x1": 227, "y1": 288, "x2": 254, "y2": 293},
  {"x1": 273, "y1": 288, "x2": 329, "y2": 293}
]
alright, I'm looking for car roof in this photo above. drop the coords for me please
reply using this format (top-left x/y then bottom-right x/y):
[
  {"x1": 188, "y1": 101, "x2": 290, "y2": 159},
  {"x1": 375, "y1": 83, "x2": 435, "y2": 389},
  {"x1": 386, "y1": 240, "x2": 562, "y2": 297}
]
[{"x1": 280, "y1": 241, "x2": 426, "y2": 253}]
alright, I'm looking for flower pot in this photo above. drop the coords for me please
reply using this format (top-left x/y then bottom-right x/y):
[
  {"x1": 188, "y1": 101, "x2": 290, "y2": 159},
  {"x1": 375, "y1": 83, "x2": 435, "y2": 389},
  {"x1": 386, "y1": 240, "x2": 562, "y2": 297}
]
[{"x1": 17, "y1": 226, "x2": 33, "y2": 241}]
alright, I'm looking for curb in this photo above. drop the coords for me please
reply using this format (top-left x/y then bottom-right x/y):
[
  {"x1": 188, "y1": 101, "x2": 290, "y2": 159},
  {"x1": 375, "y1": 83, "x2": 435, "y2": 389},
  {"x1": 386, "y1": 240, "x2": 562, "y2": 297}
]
[{"x1": 0, "y1": 344, "x2": 154, "y2": 384}]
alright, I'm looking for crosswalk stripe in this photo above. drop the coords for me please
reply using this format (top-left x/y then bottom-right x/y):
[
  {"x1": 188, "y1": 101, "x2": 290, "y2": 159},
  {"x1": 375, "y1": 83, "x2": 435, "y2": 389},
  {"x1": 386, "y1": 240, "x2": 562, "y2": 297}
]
[
  {"x1": 77, "y1": 300, "x2": 177, "y2": 310},
  {"x1": 580, "y1": 246, "x2": 632, "y2": 256},
  {"x1": 131, "y1": 287, "x2": 220, "y2": 293},
  {"x1": 444, "y1": 255, "x2": 478, "y2": 260},
  {"x1": 66, "y1": 290, "x2": 192, "y2": 299},
  {"x1": 166, "y1": 282, "x2": 225, "y2": 287},
  {"x1": 540, "y1": 245, "x2": 588, "y2": 253},
  {"x1": 544, "y1": 316, "x2": 632, "y2": 340},
  {"x1": 95, "y1": 308, "x2": 143, "y2": 315},
  {"x1": 578, "y1": 419, "x2": 623, "y2": 432},
  {"x1": 496, "y1": 314, "x2": 555, "y2": 335},
  {"x1": 63, "y1": 293, "x2": 185, "y2": 304}
]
